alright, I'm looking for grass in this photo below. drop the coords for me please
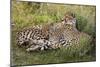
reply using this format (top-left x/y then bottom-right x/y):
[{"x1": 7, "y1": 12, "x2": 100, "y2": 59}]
[
  {"x1": 11, "y1": 1, "x2": 96, "y2": 66},
  {"x1": 11, "y1": 31, "x2": 95, "y2": 66}
]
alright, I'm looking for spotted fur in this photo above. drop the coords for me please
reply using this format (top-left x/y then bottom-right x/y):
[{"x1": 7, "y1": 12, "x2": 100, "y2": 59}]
[
  {"x1": 16, "y1": 27, "x2": 51, "y2": 51},
  {"x1": 16, "y1": 13, "x2": 91, "y2": 52}
]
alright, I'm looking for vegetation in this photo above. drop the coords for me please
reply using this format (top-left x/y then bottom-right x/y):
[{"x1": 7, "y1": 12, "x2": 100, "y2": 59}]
[{"x1": 11, "y1": 0, "x2": 96, "y2": 66}]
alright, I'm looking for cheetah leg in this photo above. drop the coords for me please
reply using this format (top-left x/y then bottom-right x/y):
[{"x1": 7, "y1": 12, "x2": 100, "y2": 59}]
[
  {"x1": 40, "y1": 46, "x2": 45, "y2": 51},
  {"x1": 26, "y1": 45, "x2": 40, "y2": 52}
]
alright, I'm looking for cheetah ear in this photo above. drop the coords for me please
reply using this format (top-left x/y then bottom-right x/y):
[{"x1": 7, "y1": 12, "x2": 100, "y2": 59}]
[
  {"x1": 61, "y1": 16, "x2": 64, "y2": 21},
  {"x1": 71, "y1": 13, "x2": 75, "y2": 18},
  {"x1": 61, "y1": 14, "x2": 66, "y2": 21},
  {"x1": 73, "y1": 18, "x2": 76, "y2": 23}
]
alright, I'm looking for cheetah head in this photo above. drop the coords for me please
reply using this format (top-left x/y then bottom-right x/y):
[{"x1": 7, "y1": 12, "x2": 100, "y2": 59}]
[{"x1": 61, "y1": 12, "x2": 76, "y2": 27}]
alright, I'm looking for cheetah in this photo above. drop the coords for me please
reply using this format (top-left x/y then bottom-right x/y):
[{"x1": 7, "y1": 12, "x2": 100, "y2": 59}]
[
  {"x1": 16, "y1": 13, "x2": 92, "y2": 55},
  {"x1": 47, "y1": 13, "x2": 92, "y2": 55}
]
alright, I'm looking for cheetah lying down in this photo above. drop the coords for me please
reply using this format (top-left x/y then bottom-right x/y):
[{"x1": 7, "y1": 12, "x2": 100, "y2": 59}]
[{"x1": 16, "y1": 13, "x2": 92, "y2": 55}]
